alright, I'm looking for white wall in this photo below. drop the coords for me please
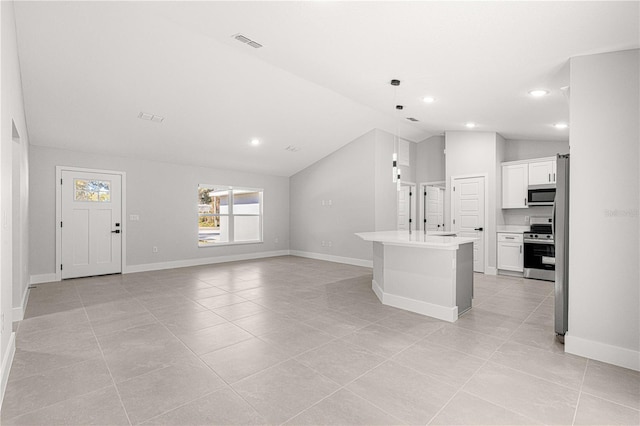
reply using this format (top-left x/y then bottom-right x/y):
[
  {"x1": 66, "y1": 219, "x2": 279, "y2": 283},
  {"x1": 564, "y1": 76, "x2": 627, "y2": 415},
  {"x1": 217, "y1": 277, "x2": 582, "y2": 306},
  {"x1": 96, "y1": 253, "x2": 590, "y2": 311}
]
[
  {"x1": 416, "y1": 135, "x2": 445, "y2": 184},
  {"x1": 445, "y1": 131, "x2": 499, "y2": 272},
  {"x1": 29, "y1": 146, "x2": 290, "y2": 278},
  {"x1": 1, "y1": 0, "x2": 31, "y2": 401},
  {"x1": 290, "y1": 130, "x2": 376, "y2": 264},
  {"x1": 566, "y1": 49, "x2": 639, "y2": 370},
  {"x1": 503, "y1": 139, "x2": 569, "y2": 162}
]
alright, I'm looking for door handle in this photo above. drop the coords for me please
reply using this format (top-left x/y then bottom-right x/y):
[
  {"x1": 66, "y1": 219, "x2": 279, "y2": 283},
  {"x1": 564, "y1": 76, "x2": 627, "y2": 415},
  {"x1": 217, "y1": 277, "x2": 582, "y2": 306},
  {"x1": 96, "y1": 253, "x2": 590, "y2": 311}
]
[
  {"x1": 111, "y1": 230, "x2": 121, "y2": 234},
  {"x1": 474, "y1": 227, "x2": 484, "y2": 231}
]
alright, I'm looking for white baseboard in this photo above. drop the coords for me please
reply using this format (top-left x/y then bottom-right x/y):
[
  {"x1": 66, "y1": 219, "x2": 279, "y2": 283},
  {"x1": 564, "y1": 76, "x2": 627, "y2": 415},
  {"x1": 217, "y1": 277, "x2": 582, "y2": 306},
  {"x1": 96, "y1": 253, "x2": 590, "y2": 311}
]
[
  {"x1": 289, "y1": 250, "x2": 373, "y2": 268},
  {"x1": 371, "y1": 279, "x2": 457, "y2": 323},
  {"x1": 1, "y1": 332, "x2": 16, "y2": 410},
  {"x1": 565, "y1": 333, "x2": 640, "y2": 372},
  {"x1": 30, "y1": 273, "x2": 57, "y2": 285},
  {"x1": 12, "y1": 286, "x2": 30, "y2": 322},
  {"x1": 124, "y1": 250, "x2": 291, "y2": 274},
  {"x1": 485, "y1": 266, "x2": 498, "y2": 276}
]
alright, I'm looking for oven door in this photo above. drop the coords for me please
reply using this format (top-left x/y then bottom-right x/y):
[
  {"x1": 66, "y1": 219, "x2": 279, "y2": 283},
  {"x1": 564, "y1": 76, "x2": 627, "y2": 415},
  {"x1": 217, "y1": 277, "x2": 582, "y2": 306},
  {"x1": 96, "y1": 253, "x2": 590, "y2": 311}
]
[{"x1": 524, "y1": 239, "x2": 555, "y2": 281}]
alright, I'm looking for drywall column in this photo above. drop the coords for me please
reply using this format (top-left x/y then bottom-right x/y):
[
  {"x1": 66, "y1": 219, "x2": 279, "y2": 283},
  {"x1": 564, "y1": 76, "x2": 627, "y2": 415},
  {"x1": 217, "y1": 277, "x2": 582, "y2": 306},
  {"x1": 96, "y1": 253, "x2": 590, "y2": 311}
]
[
  {"x1": 445, "y1": 131, "x2": 499, "y2": 274},
  {"x1": 566, "y1": 49, "x2": 639, "y2": 370}
]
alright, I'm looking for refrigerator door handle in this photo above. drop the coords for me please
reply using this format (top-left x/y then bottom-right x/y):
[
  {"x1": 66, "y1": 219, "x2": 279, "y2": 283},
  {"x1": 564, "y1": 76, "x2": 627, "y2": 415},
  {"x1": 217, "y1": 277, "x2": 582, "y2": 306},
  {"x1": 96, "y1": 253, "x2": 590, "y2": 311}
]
[{"x1": 551, "y1": 199, "x2": 556, "y2": 240}]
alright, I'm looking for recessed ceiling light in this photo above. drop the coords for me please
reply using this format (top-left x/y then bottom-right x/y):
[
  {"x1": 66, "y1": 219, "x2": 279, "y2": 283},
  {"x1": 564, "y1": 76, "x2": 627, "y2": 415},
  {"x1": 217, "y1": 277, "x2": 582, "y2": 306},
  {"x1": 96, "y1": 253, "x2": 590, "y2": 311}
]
[
  {"x1": 250, "y1": 138, "x2": 260, "y2": 146},
  {"x1": 422, "y1": 96, "x2": 436, "y2": 103},
  {"x1": 465, "y1": 122, "x2": 476, "y2": 128},
  {"x1": 554, "y1": 122, "x2": 569, "y2": 129},
  {"x1": 529, "y1": 89, "x2": 550, "y2": 97}
]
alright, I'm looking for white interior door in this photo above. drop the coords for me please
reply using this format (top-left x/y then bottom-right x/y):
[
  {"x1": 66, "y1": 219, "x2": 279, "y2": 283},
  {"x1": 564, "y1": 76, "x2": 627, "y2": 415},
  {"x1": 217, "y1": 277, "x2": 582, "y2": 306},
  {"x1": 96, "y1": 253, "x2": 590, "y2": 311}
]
[
  {"x1": 61, "y1": 170, "x2": 122, "y2": 279},
  {"x1": 397, "y1": 184, "x2": 416, "y2": 231},
  {"x1": 425, "y1": 186, "x2": 444, "y2": 231},
  {"x1": 452, "y1": 176, "x2": 485, "y2": 273}
]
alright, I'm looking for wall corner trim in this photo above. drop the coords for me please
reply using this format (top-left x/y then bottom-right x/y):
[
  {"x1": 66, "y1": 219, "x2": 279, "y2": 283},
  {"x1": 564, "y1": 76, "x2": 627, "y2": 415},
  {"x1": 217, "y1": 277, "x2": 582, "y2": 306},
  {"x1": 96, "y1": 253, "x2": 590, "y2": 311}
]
[
  {"x1": 0, "y1": 333, "x2": 17, "y2": 409},
  {"x1": 565, "y1": 333, "x2": 640, "y2": 372},
  {"x1": 288, "y1": 250, "x2": 373, "y2": 268}
]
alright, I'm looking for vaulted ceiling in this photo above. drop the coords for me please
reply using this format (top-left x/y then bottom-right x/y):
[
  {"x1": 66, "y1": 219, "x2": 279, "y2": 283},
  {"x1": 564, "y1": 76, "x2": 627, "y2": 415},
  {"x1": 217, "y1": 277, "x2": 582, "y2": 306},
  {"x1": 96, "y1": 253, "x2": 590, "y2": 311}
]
[{"x1": 13, "y1": 1, "x2": 639, "y2": 176}]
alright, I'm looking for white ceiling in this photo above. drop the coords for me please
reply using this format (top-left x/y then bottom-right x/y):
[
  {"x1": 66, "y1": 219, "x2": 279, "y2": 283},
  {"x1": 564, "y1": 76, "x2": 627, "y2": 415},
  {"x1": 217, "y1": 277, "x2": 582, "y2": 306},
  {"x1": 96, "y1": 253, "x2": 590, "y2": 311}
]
[{"x1": 13, "y1": 1, "x2": 639, "y2": 177}]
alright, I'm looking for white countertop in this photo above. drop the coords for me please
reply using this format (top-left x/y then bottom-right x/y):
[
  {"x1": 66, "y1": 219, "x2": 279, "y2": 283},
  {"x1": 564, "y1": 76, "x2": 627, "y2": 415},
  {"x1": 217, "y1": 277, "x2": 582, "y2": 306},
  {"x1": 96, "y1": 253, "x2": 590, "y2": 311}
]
[
  {"x1": 355, "y1": 230, "x2": 477, "y2": 249},
  {"x1": 496, "y1": 225, "x2": 530, "y2": 233}
]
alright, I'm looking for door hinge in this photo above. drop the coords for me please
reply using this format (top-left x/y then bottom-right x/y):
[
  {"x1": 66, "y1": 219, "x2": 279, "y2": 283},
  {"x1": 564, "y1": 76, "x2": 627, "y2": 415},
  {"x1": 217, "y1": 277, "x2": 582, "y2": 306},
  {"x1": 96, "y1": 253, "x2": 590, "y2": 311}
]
[
  {"x1": 453, "y1": 219, "x2": 456, "y2": 224},
  {"x1": 453, "y1": 187, "x2": 456, "y2": 191},
  {"x1": 60, "y1": 221, "x2": 63, "y2": 228},
  {"x1": 409, "y1": 192, "x2": 412, "y2": 196},
  {"x1": 60, "y1": 264, "x2": 63, "y2": 271},
  {"x1": 60, "y1": 178, "x2": 63, "y2": 185}
]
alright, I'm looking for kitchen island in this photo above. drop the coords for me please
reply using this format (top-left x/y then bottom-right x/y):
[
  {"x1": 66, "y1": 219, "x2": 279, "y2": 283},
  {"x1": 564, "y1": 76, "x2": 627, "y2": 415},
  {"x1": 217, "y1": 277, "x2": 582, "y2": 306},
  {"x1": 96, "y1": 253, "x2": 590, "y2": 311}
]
[{"x1": 356, "y1": 231, "x2": 476, "y2": 322}]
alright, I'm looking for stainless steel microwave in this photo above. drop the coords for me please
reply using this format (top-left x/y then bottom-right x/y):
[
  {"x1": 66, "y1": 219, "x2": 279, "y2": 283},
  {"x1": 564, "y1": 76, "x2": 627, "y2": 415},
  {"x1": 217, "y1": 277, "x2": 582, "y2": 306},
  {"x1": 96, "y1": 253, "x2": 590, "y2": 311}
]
[{"x1": 528, "y1": 184, "x2": 556, "y2": 206}]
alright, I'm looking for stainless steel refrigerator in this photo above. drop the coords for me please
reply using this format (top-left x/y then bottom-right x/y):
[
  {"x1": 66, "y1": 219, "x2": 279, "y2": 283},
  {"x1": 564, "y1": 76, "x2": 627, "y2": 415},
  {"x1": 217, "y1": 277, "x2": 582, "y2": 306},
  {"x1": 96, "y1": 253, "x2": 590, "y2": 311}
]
[{"x1": 553, "y1": 154, "x2": 569, "y2": 342}]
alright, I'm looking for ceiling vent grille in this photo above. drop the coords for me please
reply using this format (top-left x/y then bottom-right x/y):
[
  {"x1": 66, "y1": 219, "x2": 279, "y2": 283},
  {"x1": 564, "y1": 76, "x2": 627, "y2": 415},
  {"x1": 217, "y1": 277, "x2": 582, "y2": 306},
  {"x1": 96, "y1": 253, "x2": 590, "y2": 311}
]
[
  {"x1": 138, "y1": 112, "x2": 164, "y2": 123},
  {"x1": 285, "y1": 145, "x2": 300, "y2": 152},
  {"x1": 233, "y1": 33, "x2": 263, "y2": 49},
  {"x1": 406, "y1": 117, "x2": 419, "y2": 122}
]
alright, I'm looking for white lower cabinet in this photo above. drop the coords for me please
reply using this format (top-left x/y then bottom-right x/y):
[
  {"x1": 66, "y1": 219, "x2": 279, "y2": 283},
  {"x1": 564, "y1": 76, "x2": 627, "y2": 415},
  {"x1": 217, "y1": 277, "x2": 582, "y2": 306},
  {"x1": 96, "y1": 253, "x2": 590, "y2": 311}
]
[{"x1": 497, "y1": 233, "x2": 523, "y2": 272}]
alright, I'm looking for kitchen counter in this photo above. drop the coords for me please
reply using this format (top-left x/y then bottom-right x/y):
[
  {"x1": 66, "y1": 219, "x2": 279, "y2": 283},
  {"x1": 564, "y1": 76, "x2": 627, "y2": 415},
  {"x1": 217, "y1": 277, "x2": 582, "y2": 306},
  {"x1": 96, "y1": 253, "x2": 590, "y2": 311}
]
[
  {"x1": 356, "y1": 230, "x2": 475, "y2": 322},
  {"x1": 355, "y1": 230, "x2": 477, "y2": 250},
  {"x1": 496, "y1": 225, "x2": 530, "y2": 233}
]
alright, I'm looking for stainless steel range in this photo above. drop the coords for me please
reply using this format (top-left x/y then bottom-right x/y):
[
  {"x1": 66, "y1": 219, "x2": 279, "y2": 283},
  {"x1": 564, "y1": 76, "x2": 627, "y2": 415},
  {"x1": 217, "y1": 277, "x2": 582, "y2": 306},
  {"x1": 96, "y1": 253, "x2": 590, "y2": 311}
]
[{"x1": 523, "y1": 217, "x2": 555, "y2": 281}]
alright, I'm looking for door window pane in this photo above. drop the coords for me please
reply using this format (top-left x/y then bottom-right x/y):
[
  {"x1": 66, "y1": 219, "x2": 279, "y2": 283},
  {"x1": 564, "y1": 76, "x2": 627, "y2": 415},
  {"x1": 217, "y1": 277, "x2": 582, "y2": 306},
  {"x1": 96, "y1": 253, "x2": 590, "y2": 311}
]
[{"x1": 74, "y1": 179, "x2": 111, "y2": 202}]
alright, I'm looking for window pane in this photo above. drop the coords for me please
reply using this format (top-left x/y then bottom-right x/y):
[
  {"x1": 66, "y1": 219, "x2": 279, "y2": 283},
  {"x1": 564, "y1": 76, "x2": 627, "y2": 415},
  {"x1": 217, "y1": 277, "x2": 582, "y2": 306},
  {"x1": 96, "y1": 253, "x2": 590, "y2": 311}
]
[
  {"x1": 74, "y1": 179, "x2": 111, "y2": 202},
  {"x1": 232, "y1": 189, "x2": 261, "y2": 214},
  {"x1": 199, "y1": 186, "x2": 229, "y2": 215},
  {"x1": 198, "y1": 215, "x2": 229, "y2": 244},
  {"x1": 234, "y1": 216, "x2": 261, "y2": 242}
]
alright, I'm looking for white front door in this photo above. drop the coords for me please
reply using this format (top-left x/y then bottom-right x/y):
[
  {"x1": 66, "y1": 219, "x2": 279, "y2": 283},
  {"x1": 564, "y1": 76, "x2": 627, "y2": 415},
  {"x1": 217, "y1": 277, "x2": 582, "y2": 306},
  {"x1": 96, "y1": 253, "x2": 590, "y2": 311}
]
[
  {"x1": 397, "y1": 184, "x2": 416, "y2": 231},
  {"x1": 452, "y1": 176, "x2": 485, "y2": 273},
  {"x1": 425, "y1": 186, "x2": 444, "y2": 231},
  {"x1": 61, "y1": 170, "x2": 122, "y2": 279}
]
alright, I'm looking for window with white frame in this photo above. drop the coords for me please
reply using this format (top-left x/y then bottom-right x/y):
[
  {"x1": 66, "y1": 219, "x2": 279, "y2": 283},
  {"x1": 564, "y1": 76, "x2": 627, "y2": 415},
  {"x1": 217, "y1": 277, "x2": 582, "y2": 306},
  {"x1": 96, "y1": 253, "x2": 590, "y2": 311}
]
[{"x1": 198, "y1": 184, "x2": 263, "y2": 246}]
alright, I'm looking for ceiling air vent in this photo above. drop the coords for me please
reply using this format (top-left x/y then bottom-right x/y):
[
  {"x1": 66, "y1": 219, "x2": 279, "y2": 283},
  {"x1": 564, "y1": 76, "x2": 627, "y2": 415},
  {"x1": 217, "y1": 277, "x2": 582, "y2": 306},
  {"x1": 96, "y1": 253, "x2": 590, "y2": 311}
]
[
  {"x1": 138, "y1": 112, "x2": 164, "y2": 123},
  {"x1": 233, "y1": 33, "x2": 263, "y2": 49},
  {"x1": 285, "y1": 145, "x2": 300, "y2": 152},
  {"x1": 406, "y1": 117, "x2": 419, "y2": 122}
]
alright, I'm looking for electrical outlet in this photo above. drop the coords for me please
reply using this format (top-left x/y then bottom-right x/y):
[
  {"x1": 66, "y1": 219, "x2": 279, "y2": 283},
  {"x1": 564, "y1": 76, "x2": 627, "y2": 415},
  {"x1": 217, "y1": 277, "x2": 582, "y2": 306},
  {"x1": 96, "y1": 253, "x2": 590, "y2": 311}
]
[
  {"x1": 152, "y1": 246, "x2": 158, "y2": 253},
  {"x1": 321, "y1": 200, "x2": 325, "y2": 206},
  {"x1": 524, "y1": 216, "x2": 530, "y2": 224},
  {"x1": 274, "y1": 237, "x2": 279, "y2": 244},
  {"x1": 328, "y1": 199, "x2": 333, "y2": 206},
  {"x1": 327, "y1": 241, "x2": 332, "y2": 247},
  {"x1": 321, "y1": 240, "x2": 325, "y2": 247},
  {"x1": 130, "y1": 214, "x2": 140, "y2": 221}
]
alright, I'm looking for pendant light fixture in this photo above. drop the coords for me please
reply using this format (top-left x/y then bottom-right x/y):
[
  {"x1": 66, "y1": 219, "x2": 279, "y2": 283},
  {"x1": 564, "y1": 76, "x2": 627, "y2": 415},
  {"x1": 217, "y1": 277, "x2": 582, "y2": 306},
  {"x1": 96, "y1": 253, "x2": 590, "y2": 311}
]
[{"x1": 391, "y1": 79, "x2": 401, "y2": 190}]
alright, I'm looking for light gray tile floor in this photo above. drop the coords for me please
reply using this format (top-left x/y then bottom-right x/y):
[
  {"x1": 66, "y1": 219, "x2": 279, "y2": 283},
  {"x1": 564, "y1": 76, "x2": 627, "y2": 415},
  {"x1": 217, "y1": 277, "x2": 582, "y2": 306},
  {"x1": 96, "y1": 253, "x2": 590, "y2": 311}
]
[{"x1": 2, "y1": 256, "x2": 638, "y2": 425}]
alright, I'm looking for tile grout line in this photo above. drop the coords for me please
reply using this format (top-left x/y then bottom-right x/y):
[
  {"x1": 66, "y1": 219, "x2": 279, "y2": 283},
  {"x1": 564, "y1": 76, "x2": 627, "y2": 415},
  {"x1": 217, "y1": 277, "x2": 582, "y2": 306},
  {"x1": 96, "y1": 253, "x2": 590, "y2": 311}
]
[
  {"x1": 75, "y1": 282, "x2": 134, "y2": 426},
  {"x1": 571, "y1": 353, "x2": 591, "y2": 425}
]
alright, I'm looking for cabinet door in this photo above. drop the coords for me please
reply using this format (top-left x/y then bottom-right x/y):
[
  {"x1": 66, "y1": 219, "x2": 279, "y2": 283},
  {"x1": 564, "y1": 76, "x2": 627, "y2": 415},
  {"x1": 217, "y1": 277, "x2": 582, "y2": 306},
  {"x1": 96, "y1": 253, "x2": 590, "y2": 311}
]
[
  {"x1": 529, "y1": 160, "x2": 555, "y2": 185},
  {"x1": 502, "y1": 164, "x2": 528, "y2": 208},
  {"x1": 497, "y1": 242, "x2": 524, "y2": 272}
]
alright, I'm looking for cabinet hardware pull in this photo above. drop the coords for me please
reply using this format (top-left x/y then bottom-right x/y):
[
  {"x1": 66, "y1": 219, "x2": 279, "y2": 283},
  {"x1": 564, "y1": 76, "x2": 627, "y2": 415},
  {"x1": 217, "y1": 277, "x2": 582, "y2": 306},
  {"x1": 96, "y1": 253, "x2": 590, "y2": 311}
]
[
  {"x1": 548, "y1": 173, "x2": 551, "y2": 182},
  {"x1": 520, "y1": 245, "x2": 522, "y2": 254}
]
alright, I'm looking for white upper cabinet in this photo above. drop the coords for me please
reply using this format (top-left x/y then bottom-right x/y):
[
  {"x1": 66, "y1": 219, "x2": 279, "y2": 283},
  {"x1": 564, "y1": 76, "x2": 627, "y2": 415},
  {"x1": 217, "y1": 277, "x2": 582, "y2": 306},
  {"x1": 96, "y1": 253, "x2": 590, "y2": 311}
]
[
  {"x1": 502, "y1": 163, "x2": 528, "y2": 208},
  {"x1": 528, "y1": 159, "x2": 556, "y2": 185}
]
